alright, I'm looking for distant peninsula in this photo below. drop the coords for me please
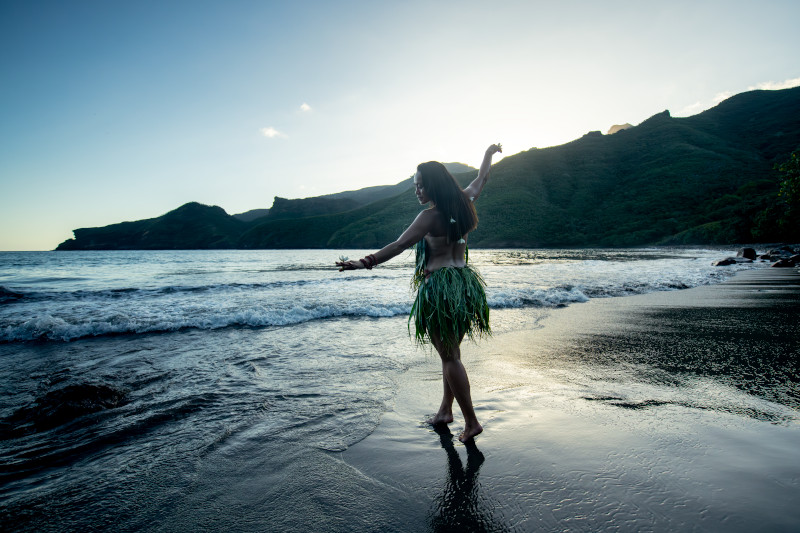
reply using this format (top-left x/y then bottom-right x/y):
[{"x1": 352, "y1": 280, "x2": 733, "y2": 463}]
[{"x1": 57, "y1": 87, "x2": 800, "y2": 250}]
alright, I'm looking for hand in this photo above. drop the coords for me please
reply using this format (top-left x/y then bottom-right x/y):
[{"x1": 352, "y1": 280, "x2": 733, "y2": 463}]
[
  {"x1": 336, "y1": 259, "x2": 364, "y2": 272},
  {"x1": 486, "y1": 143, "x2": 502, "y2": 155}
]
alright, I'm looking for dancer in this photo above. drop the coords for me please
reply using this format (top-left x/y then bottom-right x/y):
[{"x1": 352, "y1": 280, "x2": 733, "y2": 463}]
[{"x1": 337, "y1": 143, "x2": 501, "y2": 441}]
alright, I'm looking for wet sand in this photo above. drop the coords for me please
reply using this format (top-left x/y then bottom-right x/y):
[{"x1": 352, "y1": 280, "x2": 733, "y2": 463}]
[{"x1": 341, "y1": 268, "x2": 800, "y2": 532}]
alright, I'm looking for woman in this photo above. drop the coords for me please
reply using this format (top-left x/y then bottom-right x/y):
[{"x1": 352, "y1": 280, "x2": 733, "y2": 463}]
[{"x1": 337, "y1": 143, "x2": 502, "y2": 441}]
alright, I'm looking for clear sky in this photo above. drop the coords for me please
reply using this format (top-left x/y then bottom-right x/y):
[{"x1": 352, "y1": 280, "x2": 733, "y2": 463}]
[{"x1": 1, "y1": 0, "x2": 798, "y2": 250}]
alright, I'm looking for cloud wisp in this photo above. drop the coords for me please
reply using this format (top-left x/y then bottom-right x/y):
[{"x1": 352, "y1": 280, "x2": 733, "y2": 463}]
[
  {"x1": 260, "y1": 104, "x2": 311, "y2": 140},
  {"x1": 260, "y1": 126, "x2": 287, "y2": 139},
  {"x1": 748, "y1": 77, "x2": 800, "y2": 91}
]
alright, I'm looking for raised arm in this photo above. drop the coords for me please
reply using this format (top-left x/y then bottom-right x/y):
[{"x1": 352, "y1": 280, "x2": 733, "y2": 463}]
[
  {"x1": 464, "y1": 143, "x2": 502, "y2": 202},
  {"x1": 336, "y1": 209, "x2": 436, "y2": 271}
]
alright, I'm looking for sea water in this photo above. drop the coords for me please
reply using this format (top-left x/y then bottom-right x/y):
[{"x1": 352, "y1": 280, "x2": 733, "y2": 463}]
[
  {"x1": 0, "y1": 248, "x2": 768, "y2": 531},
  {"x1": 0, "y1": 248, "x2": 758, "y2": 342}
]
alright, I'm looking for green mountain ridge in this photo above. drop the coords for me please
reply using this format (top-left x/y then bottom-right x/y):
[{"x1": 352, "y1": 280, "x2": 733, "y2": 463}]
[
  {"x1": 60, "y1": 202, "x2": 246, "y2": 250},
  {"x1": 57, "y1": 87, "x2": 800, "y2": 251},
  {"x1": 232, "y1": 162, "x2": 476, "y2": 222}
]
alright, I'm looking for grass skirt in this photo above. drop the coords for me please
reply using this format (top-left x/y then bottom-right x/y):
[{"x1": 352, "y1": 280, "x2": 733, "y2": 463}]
[{"x1": 409, "y1": 266, "x2": 491, "y2": 354}]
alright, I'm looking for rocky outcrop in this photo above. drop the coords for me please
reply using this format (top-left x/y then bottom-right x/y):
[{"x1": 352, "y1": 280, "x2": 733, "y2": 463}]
[
  {"x1": 771, "y1": 253, "x2": 800, "y2": 267},
  {"x1": 607, "y1": 123, "x2": 633, "y2": 135},
  {"x1": 714, "y1": 245, "x2": 800, "y2": 267},
  {"x1": 756, "y1": 246, "x2": 800, "y2": 267},
  {"x1": 737, "y1": 247, "x2": 757, "y2": 260}
]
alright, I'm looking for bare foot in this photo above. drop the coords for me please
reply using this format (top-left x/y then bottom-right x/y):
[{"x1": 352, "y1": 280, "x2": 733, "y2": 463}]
[
  {"x1": 459, "y1": 422, "x2": 483, "y2": 442},
  {"x1": 427, "y1": 412, "x2": 454, "y2": 426}
]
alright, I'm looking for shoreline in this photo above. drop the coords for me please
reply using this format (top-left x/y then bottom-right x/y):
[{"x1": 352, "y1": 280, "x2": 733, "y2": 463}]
[
  {"x1": 340, "y1": 267, "x2": 800, "y2": 532},
  {"x1": 1, "y1": 265, "x2": 797, "y2": 532}
]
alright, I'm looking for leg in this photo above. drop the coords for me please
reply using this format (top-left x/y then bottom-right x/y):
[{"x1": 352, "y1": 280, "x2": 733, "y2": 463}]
[
  {"x1": 430, "y1": 333, "x2": 483, "y2": 442},
  {"x1": 427, "y1": 369, "x2": 455, "y2": 426},
  {"x1": 427, "y1": 332, "x2": 460, "y2": 425}
]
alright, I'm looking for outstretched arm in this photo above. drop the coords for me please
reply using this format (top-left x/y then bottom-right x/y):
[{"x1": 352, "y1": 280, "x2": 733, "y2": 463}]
[
  {"x1": 336, "y1": 209, "x2": 436, "y2": 271},
  {"x1": 464, "y1": 143, "x2": 502, "y2": 202}
]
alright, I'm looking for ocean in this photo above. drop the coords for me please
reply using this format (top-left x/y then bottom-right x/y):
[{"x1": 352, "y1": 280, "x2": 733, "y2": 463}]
[
  {"x1": 0, "y1": 248, "x2": 775, "y2": 531},
  {"x1": 0, "y1": 248, "x2": 759, "y2": 342}
]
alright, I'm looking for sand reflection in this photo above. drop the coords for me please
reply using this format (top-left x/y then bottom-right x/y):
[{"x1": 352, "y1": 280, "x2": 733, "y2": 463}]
[{"x1": 428, "y1": 427, "x2": 510, "y2": 532}]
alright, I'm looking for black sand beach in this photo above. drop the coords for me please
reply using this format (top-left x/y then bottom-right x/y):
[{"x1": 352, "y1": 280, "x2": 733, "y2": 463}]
[
  {"x1": 341, "y1": 268, "x2": 800, "y2": 532},
  {"x1": 2, "y1": 267, "x2": 798, "y2": 532}
]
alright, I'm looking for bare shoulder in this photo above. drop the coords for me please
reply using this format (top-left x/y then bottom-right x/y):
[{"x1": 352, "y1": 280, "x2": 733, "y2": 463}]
[
  {"x1": 420, "y1": 206, "x2": 439, "y2": 217},
  {"x1": 394, "y1": 208, "x2": 440, "y2": 247},
  {"x1": 412, "y1": 207, "x2": 438, "y2": 225}
]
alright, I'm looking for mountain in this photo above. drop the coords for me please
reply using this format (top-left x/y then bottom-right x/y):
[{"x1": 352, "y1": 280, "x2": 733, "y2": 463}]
[
  {"x1": 56, "y1": 162, "x2": 476, "y2": 250},
  {"x1": 56, "y1": 87, "x2": 800, "y2": 250},
  {"x1": 233, "y1": 162, "x2": 476, "y2": 224},
  {"x1": 57, "y1": 202, "x2": 245, "y2": 250},
  {"x1": 266, "y1": 196, "x2": 362, "y2": 221},
  {"x1": 232, "y1": 209, "x2": 270, "y2": 222}
]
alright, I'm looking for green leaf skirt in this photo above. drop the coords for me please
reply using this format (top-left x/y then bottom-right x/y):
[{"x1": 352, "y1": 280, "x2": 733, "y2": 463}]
[{"x1": 409, "y1": 265, "x2": 491, "y2": 355}]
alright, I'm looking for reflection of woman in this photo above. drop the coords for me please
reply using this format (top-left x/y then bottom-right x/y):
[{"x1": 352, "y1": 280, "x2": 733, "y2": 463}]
[
  {"x1": 337, "y1": 144, "x2": 502, "y2": 441},
  {"x1": 429, "y1": 426, "x2": 507, "y2": 532}
]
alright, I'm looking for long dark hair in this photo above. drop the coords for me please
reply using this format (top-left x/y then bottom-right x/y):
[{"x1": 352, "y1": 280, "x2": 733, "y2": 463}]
[{"x1": 416, "y1": 161, "x2": 478, "y2": 243}]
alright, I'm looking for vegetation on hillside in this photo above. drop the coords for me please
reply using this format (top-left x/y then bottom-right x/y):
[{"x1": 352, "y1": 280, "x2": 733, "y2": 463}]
[
  {"x1": 57, "y1": 87, "x2": 800, "y2": 250},
  {"x1": 755, "y1": 150, "x2": 800, "y2": 240},
  {"x1": 57, "y1": 202, "x2": 245, "y2": 250}
]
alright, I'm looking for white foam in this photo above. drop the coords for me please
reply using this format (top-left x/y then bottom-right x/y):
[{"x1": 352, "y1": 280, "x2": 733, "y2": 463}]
[{"x1": 0, "y1": 302, "x2": 415, "y2": 342}]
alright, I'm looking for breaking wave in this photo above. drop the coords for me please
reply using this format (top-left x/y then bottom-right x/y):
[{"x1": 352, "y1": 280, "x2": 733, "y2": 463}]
[{"x1": 0, "y1": 248, "x2": 766, "y2": 343}]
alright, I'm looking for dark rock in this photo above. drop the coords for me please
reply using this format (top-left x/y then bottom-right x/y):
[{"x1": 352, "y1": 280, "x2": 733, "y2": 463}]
[
  {"x1": 789, "y1": 254, "x2": 800, "y2": 266},
  {"x1": 35, "y1": 384, "x2": 128, "y2": 425},
  {"x1": 1, "y1": 384, "x2": 128, "y2": 438},
  {"x1": 737, "y1": 248, "x2": 757, "y2": 260},
  {"x1": 768, "y1": 248, "x2": 792, "y2": 258},
  {"x1": 772, "y1": 259, "x2": 795, "y2": 268},
  {"x1": 713, "y1": 256, "x2": 754, "y2": 266}
]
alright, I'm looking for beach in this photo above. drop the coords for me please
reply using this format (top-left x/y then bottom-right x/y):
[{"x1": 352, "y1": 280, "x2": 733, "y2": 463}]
[
  {"x1": 1, "y1": 252, "x2": 798, "y2": 532},
  {"x1": 340, "y1": 268, "x2": 800, "y2": 532}
]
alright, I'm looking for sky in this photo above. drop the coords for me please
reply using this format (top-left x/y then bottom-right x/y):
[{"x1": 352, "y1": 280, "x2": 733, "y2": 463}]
[{"x1": 1, "y1": 0, "x2": 799, "y2": 250}]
